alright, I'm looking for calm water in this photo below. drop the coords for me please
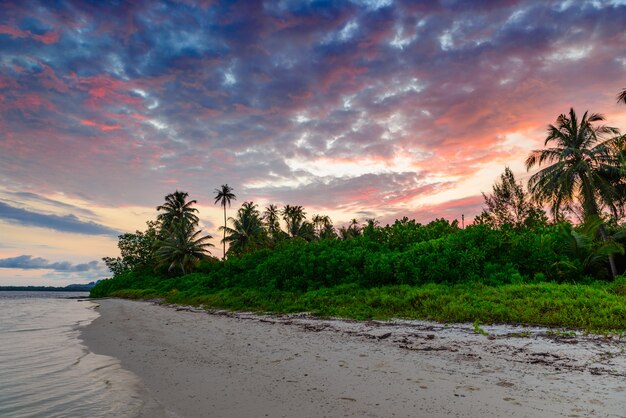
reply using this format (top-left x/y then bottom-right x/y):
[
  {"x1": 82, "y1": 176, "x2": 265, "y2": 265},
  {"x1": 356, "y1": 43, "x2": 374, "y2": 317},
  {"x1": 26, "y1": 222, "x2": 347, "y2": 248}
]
[{"x1": 0, "y1": 291, "x2": 146, "y2": 417}]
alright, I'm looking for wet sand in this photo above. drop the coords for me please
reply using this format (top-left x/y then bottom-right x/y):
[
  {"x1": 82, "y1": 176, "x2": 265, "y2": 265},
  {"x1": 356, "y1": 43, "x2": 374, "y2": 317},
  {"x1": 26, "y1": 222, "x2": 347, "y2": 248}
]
[{"x1": 81, "y1": 299, "x2": 626, "y2": 417}]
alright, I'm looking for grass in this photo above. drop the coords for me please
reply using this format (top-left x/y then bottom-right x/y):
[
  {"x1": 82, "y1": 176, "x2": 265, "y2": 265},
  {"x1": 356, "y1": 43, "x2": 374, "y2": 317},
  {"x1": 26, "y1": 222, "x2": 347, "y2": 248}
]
[
  {"x1": 105, "y1": 281, "x2": 626, "y2": 333},
  {"x1": 472, "y1": 320, "x2": 490, "y2": 336}
]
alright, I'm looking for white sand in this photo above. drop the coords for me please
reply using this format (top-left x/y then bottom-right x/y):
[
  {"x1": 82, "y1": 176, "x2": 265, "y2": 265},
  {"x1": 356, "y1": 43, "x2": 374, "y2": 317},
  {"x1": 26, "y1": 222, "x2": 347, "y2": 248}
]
[{"x1": 81, "y1": 299, "x2": 626, "y2": 417}]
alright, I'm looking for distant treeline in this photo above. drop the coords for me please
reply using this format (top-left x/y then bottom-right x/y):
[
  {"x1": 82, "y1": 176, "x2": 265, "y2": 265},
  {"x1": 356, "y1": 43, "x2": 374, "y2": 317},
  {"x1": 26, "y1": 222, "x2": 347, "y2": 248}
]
[{"x1": 1, "y1": 283, "x2": 97, "y2": 292}]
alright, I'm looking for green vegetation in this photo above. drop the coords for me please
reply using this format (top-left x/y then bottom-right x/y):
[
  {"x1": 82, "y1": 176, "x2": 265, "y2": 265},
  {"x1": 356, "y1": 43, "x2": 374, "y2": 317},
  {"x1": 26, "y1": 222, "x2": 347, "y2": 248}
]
[
  {"x1": 526, "y1": 108, "x2": 623, "y2": 277},
  {"x1": 472, "y1": 320, "x2": 489, "y2": 336},
  {"x1": 103, "y1": 191, "x2": 213, "y2": 276},
  {"x1": 92, "y1": 218, "x2": 626, "y2": 331},
  {"x1": 92, "y1": 279, "x2": 626, "y2": 332},
  {"x1": 93, "y1": 95, "x2": 626, "y2": 332}
]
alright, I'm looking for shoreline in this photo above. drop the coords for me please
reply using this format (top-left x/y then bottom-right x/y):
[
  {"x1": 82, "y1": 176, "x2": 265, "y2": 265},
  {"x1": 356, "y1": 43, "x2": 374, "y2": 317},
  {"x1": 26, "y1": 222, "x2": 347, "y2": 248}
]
[
  {"x1": 81, "y1": 299, "x2": 626, "y2": 417},
  {"x1": 79, "y1": 300, "x2": 171, "y2": 418}
]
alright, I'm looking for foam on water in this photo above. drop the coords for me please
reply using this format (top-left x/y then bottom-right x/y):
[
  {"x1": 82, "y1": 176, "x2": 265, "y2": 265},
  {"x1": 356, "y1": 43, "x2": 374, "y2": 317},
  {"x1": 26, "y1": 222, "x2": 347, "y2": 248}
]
[{"x1": 0, "y1": 292, "x2": 151, "y2": 417}]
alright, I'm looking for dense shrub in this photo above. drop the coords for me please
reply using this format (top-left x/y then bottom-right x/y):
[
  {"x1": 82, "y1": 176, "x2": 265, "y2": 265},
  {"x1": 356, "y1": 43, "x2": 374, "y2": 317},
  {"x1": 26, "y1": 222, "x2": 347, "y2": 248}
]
[
  {"x1": 92, "y1": 221, "x2": 616, "y2": 299},
  {"x1": 90, "y1": 268, "x2": 165, "y2": 297}
]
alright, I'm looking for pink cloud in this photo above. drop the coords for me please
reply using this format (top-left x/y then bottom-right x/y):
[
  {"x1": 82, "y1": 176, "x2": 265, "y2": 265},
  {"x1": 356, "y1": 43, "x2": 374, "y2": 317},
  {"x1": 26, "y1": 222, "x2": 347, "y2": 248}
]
[
  {"x1": 32, "y1": 31, "x2": 60, "y2": 45},
  {"x1": 0, "y1": 24, "x2": 59, "y2": 44},
  {"x1": 0, "y1": 24, "x2": 28, "y2": 39},
  {"x1": 80, "y1": 119, "x2": 121, "y2": 132},
  {"x1": 8, "y1": 92, "x2": 56, "y2": 113},
  {"x1": 71, "y1": 74, "x2": 142, "y2": 109},
  {"x1": 1, "y1": 0, "x2": 626, "y2": 223},
  {"x1": 38, "y1": 64, "x2": 70, "y2": 93},
  {"x1": 319, "y1": 64, "x2": 368, "y2": 94}
]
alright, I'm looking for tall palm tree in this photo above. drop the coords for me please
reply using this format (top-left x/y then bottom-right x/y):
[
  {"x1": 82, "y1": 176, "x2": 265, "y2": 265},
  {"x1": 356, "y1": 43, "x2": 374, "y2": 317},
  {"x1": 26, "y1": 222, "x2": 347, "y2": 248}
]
[
  {"x1": 156, "y1": 191, "x2": 199, "y2": 232},
  {"x1": 156, "y1": 221, "x2": 213, "y2": 275},
  {"x1": 214, "y1": 184, "x2": 236, "y2": 259},
  {"x1": 618, "y1": 88, "x2": 626, "y2": 105},
  {"x1": 221, "y1": 201, "x2": 266, "y2": 256},
  {"x1": 525, "y1": 108, "x2": 622, "y2": 277}
]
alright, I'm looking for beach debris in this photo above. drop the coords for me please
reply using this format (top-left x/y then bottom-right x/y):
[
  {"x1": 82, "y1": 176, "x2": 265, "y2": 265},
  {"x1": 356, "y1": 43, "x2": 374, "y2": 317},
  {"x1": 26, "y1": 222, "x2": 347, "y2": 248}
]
[{"x1": 149, "y1": 299, "x2": 626, "y2": 378}]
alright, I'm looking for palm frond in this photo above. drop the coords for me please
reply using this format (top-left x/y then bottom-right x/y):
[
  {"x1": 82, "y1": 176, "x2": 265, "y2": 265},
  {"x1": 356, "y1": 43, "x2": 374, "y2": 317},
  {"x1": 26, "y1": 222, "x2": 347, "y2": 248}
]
[{"x1": 617, "y1": 88, "x2": 626, "y2": 105}]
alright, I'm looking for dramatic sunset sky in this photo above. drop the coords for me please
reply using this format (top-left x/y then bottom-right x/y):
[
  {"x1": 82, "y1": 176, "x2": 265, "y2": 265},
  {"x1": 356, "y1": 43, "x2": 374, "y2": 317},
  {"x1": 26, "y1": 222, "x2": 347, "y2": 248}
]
[{"x1": 1, "y1": 0, "x2": 626, "y2": 285}]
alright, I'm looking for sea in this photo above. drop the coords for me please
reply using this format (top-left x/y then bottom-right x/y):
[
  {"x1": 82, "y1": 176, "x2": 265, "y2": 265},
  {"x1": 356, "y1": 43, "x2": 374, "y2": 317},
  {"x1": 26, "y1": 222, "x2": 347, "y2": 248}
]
[{"x1": 0, "y1": 291, "x2": 147, "y2": 417}]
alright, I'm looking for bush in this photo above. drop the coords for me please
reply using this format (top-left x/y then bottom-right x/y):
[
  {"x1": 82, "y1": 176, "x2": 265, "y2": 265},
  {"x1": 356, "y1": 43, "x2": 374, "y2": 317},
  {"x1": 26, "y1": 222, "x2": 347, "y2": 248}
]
[{"x1": 92, "y1": 223, "x2": 603, "y2": 299}]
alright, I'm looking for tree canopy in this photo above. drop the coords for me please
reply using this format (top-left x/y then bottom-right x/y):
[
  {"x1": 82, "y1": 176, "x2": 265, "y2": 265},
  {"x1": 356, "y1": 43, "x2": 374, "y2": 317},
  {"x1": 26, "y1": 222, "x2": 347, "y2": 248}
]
[{"x1": 476, "y1": 167, "x2": 547, "y2": 229}]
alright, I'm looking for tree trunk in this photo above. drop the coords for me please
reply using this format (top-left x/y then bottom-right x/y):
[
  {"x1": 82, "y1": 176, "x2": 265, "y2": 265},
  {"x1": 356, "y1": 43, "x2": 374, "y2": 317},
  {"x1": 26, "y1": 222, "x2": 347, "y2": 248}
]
[
  {"x1": 223, "y1": 205, "x2": 226, "y2": 260},
  {"x1": 599, "y1": 223, "x2": 618, "y2": 279},
  {"x1": 581, "y1": 178, "x2": 618, "y2": 278}
]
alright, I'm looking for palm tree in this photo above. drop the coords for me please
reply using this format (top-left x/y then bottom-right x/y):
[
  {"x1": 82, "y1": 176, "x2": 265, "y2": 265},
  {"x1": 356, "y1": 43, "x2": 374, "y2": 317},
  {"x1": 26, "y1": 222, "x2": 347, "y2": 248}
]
[
  {"x1": 221, "y1": 201, "x2": 266, "y2": 256},
  {"x1": 263, "y1": 204, "x2": 281, "y2": 237},
  {"x1": 553, "y1": 217, "x2": 624, "y2": 280},
  {"x1": 312, "y1": 214, "x2": 332, "y2": 238},
  {"x1": 338, "y1": 219, "x2": 362, "y2": 240},
  {"x1": 525, "y1": 108, "x2": 622, "y2": 277},
  {"x1": 281, "y1": 205, "x2": 315, "y2": 240},
  {"x1": 281, "y1": 205, "x2": 305, "y2": 237},
  {"x1": 349, "y1": 218, "x2": 362, "y2": 235},
  {"x1": 337, "y1": 226, "x2": 353, "y2": 240},
  {"x1": 362, "y1": 218, "x2": 380, "y2": 238},
  {"x1": 156, "y1": 191, "x2": 199, "y2": 232},
  {"x1": 296, "y1": 221, "x2": 315, "y2": 241},
  {"x1": 618, "y1": 88, "x2": 626, "y2": 105},
  {"x1": 214, "y1": 184, "x2": 236, "y2": 259},
  {"x1": 319, "y1": 223, "x2": 337, "y2": 239},
  {"x1": 156, "y1": 222, "x2": 213, "y2": 275}
]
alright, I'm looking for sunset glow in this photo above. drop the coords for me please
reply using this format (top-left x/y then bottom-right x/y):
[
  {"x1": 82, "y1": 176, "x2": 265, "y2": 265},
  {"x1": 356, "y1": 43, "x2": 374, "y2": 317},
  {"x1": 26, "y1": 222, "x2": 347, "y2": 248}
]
[{"x1": 1, "y1": 0, "x2": 626, "y2": 285}]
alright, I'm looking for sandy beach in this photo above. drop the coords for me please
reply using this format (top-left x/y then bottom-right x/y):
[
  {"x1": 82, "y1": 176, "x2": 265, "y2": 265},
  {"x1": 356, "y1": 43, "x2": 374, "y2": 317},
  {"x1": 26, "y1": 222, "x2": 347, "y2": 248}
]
[{"x1": 81, "y1": 299, "x2": 626, "y2": 417}]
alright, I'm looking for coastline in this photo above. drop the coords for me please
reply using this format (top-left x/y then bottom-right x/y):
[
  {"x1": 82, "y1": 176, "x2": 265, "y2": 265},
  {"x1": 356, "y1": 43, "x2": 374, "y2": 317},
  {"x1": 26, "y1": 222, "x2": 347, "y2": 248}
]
[{"x1": 81, "y1": 299, "x2": 626, "y2": 417}]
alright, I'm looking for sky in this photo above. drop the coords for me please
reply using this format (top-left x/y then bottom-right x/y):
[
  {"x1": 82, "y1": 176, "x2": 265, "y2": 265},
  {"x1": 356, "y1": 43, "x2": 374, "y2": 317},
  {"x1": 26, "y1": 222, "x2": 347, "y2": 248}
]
[{"x1": 1, "y1": 0, "x2": 626, "y2": 285}]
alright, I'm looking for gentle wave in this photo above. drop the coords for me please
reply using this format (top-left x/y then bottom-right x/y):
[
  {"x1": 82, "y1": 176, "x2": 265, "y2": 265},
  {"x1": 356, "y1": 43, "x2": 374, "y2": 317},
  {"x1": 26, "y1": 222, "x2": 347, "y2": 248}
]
[{"x1": 0, "y1": 293, "x2": 149, "y2": 417}]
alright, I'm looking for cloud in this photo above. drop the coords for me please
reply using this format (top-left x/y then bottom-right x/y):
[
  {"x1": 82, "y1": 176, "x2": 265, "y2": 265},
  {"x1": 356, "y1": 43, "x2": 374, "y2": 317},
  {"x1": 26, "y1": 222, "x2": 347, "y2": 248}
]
[
  {"x1": 0, "y1": 255, "x2": 102, "y2": 272},
  {"x1": 0, "y1": 201, "x2": 120, "y2": 236},
  {"x1": 248, "y1": 171, "x2": 447, "y2": 210},
  {"x1": 0, "y1": 0, "x2": 625, "y2": 225},
  {"x1": 0, "y1": 23, "x2": 59, "y2": 45},
  {"x1": 2, "y1": 191, "x2": 97, "y2": 217}
]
